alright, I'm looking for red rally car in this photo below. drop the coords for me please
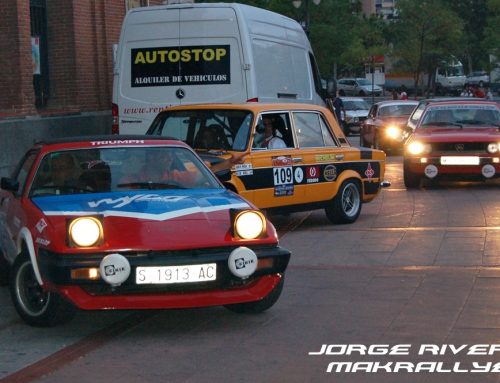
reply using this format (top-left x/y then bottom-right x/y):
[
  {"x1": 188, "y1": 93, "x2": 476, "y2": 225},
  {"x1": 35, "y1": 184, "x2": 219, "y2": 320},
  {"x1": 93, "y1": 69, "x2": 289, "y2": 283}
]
[
  {"x1": 403, "y1": 100, "x2": 500, "y2": 188},
  {"x1": 0, "y1": 136, "x2": 290, "y2": 327}
]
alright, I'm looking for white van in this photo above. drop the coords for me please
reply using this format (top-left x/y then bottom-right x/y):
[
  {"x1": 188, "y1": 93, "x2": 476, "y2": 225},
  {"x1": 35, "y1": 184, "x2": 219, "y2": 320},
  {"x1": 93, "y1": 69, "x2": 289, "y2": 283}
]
[{"x1": 112, "y1": 2, "x2": 326, "y2": 134}]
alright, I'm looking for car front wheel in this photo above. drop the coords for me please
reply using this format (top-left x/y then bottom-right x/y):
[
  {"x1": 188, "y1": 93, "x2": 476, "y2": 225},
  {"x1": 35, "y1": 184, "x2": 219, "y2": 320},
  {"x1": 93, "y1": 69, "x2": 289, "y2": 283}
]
[
  {"x1": 325, "y1": 179, "x2": 362, "y2": 224},
  {"x1": 10, "y1": 252, "x2": 76, "y2": 327},
  {"x1": 403, "y1": 161, "x2": 420, "y2": 188},
  {"x1": 225, "y1": 274, "x2": 285, "y2": 314}
]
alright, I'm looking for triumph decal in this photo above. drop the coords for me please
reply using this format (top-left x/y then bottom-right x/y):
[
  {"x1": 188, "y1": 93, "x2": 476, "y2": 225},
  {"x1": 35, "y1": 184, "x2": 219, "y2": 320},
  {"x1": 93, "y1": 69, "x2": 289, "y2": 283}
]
[{"x1": 131, "y1": 45, "x2": 230, "y2": 88}]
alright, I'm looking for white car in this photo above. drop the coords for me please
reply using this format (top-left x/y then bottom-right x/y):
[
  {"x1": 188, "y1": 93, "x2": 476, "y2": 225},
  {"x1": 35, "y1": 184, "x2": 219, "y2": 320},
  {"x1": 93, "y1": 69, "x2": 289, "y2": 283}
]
[
  {"x1": 337, "y1": 78, "x2": 382, "y2": 97},
  {"x1": 341, "y1": 97, "x2": 371, "y2": 135},
  {"x1": 466, "y1": 71, "x2": 490, "y2": 87}
]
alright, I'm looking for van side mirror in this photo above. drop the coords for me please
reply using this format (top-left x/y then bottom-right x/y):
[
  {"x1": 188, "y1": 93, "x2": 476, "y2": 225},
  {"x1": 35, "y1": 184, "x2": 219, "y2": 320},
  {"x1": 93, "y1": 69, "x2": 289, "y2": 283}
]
[{"x1": 1, "y1": 177, "x2": 19, "y2": 193}]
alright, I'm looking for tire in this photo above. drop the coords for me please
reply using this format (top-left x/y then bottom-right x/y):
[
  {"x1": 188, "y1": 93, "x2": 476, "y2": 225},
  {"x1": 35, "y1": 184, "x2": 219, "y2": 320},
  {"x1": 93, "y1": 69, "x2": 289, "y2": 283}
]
[
  {"x1": 325, "y1": 179, "x2": 362, "y2": 224},
  {"x1": 10, "y1": 252, "x2": 76, "y2": 327},
  {"x1": 359, "y1": 90, "x2": 366, "y2": 97},
  {"x1": 225, "y1": 274, "x2": 285, "y2": 314},
  {"x1": 338, "y1": 89, "x2": 346, "y2": 96},
  {"x1": 403, "y1": 160, "x2": 420, "y2": 188},
  {"x1": 0, "y1": 250, "x2": 9, "y2": 286}
]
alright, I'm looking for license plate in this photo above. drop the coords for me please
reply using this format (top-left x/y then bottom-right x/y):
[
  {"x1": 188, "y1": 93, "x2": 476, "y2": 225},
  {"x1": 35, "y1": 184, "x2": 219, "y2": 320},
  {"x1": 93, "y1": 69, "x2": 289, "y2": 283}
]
[
  {"x1": 136, "y1": 263, "x2": 216, "y2": 284},
  {"x1": 440, "y1": 156, "x2": 480, "y2": 165}
]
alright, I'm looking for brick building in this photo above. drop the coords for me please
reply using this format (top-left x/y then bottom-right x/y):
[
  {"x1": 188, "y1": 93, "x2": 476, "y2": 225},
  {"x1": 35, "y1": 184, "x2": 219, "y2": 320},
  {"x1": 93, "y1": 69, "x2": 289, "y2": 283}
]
[{"x1": 0, "y1": 0, "x2": 163, "y2": 176}]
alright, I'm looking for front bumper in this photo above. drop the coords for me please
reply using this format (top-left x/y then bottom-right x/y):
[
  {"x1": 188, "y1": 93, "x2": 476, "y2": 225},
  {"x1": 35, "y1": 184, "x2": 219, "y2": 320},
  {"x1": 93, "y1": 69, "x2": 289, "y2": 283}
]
[
  {"x1": 405, "y1": 155, "x2": 500, "y2": 179},
  {"x1": 38, "y1": 245, "x2": 290, "y2": 310}
]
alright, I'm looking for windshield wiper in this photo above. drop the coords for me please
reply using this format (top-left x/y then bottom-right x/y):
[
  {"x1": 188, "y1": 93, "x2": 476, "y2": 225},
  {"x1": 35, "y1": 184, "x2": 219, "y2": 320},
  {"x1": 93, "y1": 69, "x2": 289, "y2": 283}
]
[{"x1": 422, "y1": 121, "x2": 463, "y2": 128}]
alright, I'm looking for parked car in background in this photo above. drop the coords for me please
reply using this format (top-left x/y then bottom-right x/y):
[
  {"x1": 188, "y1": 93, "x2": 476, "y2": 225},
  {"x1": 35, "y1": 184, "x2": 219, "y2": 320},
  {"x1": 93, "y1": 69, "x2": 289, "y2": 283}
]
[
  {"x1": 0, "y1": 137, "x2": 290, "y2": 326},
  {"x1": 360, "y1": 100, "x2": 419, "y2": 153},
  {"x1": 403, "y1": 100, "x2": 500, "y2": 188},
  {"x1": 147, "y1": 103, "x2": 389, "y2": 224},
  {"x1": 465, "y1": 71, "x2": 490, "y2": 87},
  {"x1": 337, "y1": 78, "x2": 382, "y2": 97},
  {"x1": 341, "y1": 97, "x2": 370, "y2": 136}
]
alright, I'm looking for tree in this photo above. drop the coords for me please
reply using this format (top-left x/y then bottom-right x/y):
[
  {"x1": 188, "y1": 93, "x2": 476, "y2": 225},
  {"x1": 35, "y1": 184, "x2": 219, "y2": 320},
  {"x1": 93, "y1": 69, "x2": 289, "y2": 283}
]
[
  {"x1": 484, "y1": 0, "x2": 500, "y2": 73},
  {"x1": 388, "y1": 0, "x2": 464, "y2": 95},
  {"x1": 441, "y1": 0, "x2": 489, "y2": 72}
]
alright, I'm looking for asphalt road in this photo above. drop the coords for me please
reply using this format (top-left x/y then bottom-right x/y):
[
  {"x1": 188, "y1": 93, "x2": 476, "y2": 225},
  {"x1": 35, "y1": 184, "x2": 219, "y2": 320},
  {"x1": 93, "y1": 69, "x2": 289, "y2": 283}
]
[{"x1": 2, "y1": 153, "x2": 500, "y2": 383}]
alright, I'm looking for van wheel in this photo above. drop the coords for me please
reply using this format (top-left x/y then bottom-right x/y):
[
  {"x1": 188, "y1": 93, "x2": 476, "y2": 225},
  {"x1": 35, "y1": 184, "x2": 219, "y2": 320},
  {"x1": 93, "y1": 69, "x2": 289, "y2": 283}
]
[
  {"x1": 225, "y1": 274, "x2": 285, "y2": 314},
  {"x1": 403, "y1": 161, "x2": 420, "y2": 188},
  {"x1": 10, "y1": 252, "x2": 76, "y2": 327},
  {"x1": 338, "y1": 89, "x2": 346, "y2": 96},
  {"x1": 325, "y1": 179, "x2": 362, "y2": 224},
  {"x1": 359, "y1": 90, "x2": 366, "y2": 97}
]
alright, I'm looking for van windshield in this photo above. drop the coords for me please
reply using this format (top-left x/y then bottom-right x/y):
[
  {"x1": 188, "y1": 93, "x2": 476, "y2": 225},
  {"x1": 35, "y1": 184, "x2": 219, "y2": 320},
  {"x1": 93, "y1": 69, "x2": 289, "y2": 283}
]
[{"x1": 147, "y1": 110, "x2": 253, "y2": 152}]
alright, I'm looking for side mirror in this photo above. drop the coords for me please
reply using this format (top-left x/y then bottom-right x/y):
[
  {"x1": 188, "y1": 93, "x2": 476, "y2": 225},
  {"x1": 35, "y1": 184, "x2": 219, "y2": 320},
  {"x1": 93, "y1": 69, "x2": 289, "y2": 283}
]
[
  {"x1": 1, "y1": 177, "x2": 19, "y2": 193},
  {"x1": 214, "y1": 169, "x2": 231, "y2": 183}
]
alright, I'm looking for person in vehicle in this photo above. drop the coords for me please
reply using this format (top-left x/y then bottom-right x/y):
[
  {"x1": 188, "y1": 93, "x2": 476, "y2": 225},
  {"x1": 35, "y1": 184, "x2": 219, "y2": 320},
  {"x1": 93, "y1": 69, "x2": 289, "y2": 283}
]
[{"x1": 260, "y1": 116, "x2": 287, "y2": 149}]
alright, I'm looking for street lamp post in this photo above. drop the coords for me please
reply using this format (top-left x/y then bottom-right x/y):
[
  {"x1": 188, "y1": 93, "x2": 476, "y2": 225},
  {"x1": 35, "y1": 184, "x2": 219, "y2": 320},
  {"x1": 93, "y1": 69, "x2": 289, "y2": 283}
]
[{"x1": 292, "y1": 0, "x2": 320, "y2": 36}]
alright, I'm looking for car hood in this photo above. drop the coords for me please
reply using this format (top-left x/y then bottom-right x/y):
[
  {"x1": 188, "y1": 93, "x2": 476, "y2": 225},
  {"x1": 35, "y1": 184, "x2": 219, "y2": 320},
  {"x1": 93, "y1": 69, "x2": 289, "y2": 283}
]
[
  {"x1": 346, "y1": 110, "x2": 369, "y2": 118},
  {"x1": 378, "y1": 116, "x2": 409, "y2": 126},
  {"x1": 31, "y1": 189, "x2": 254, "y2": 250},
  {"x1": 414, "y1": 127, "x2": 500, "y2": 142}
]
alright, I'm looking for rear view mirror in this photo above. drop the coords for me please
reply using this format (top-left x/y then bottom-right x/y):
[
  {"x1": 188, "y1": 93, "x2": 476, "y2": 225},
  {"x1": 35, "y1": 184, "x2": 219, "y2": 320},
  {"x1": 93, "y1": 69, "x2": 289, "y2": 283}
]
[
  {"x1": 214, "y1": 169, "x2": 231, "y2": 183},
  {"x1": 1, "y1": 177, "x2": 19, "y2": 193}
]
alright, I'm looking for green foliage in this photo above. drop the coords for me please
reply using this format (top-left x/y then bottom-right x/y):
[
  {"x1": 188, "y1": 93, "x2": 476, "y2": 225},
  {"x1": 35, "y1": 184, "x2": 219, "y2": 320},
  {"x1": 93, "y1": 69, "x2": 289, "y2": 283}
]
[{"x1": 388, "y1": 0, "x2": 464, "y2": 89}]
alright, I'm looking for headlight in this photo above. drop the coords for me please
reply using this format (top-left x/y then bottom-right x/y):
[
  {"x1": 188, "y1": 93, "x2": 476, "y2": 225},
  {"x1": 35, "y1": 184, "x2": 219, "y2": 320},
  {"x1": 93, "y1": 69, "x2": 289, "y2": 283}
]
[
  {"x1": 234, "y1": 210, "x2": 266, "y2": 239},
  {"x1": 385, "y1": 126, "x2": 401, "y2": 140},
  {"x1": 407, "y1": 141, "x2": 431, "y2": 155},
  {"x1": 68, "y1": 217, "x2": 103, "y2": 247},
  {"x1": 487, "y1": 143, "x2": 499, "y2": 154}
]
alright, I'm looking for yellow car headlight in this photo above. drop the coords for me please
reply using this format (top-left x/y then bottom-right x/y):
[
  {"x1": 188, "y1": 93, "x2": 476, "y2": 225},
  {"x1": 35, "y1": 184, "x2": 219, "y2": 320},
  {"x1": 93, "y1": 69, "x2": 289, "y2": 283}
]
[
  {"x1": 407, "y1": 141, "x2": 431, "y2": 155},
  {"x1": 385, "y1": 126, "x2": 401, "y2": 140},
  {"x1": 233, "y1": 210, "x2": 266, "y2": 240},
  {"x1": 68, "y1": 217, "x2": 103, "y2": 247}
]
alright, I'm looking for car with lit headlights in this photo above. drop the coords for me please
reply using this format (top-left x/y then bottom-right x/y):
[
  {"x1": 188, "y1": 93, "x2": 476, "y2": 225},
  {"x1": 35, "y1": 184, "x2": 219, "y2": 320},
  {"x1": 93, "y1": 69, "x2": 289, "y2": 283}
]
[
  {"x1": 147, "y1": 103, "x2": 389, "y2": 225},
  {"x1": 403, "y1": 100, "x2": 500, "y2": 188},
  {"x1": 0, "y1": 136, "x2": 290, "y2": 326},
  {"x1": 341, "y1": 97, "x2": 371, "y2": 136},
  {"x1": 360, "y1": 100, "x2": 418, "y2": 153}
]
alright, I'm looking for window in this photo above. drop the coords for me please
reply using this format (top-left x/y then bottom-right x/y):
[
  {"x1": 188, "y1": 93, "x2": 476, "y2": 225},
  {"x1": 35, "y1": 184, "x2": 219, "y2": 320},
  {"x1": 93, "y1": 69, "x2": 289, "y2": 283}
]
[
  {"x1": 293, "y1": 112, "x2": 326, "y2": 148},
  {"x1": 13, "y1": 151, "x2": 38, "y2": 196}
]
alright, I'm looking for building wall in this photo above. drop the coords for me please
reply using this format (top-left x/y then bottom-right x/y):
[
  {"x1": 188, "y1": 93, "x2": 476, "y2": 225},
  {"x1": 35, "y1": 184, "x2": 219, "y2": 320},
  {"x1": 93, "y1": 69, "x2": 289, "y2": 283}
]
[{"x1": 0, "y1": 0, "x2": 163, "y2": 177}]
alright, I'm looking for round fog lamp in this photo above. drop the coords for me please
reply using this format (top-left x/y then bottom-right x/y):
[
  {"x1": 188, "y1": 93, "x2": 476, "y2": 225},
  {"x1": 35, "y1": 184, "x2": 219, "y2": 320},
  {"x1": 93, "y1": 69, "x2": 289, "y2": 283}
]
[
  {"x1": 69, "y1": 217, "x2": 102, "y2": 247},
  {"x1": 235, "y1": 211, "x2": 265, "y2": 239},
  {"x1": 487, "y1": 143, "x2": 499, "y2": 154},
  {"x1": 407, "y1": 142, "x2": 425, "y2": 155}
]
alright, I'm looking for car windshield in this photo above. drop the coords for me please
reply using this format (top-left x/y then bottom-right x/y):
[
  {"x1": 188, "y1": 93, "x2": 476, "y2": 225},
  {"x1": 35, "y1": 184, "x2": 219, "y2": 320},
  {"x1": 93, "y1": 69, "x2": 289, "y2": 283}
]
[
  {"x1": 343, "y1": 100, "x2": 370, "y2": 111},
  {"x1": 420, "y1": 105, "x2": 500, "y2": 128},
  {"x1": 147, "y1": 110, "x2": 253, "y2": 152},
  {"x1": 30, "y1": 146, "x2": 221, "y2": 196},
  {"x1": 379, "y1": 104, "x2": 417, "y2": 117}
]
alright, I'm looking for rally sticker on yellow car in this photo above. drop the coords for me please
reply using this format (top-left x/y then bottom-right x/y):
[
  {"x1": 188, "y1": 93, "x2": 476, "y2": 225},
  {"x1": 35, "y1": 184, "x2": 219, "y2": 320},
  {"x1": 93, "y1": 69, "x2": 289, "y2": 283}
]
[{"x1": 272, "y1": 156, "x2": 294, "y2": 196}]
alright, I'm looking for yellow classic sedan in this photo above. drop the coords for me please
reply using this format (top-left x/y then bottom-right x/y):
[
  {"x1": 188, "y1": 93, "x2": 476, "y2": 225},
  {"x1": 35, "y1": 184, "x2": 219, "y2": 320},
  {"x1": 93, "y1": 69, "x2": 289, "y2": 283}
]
[{"x1": 147, "y1": 103, "x2": 388, "y2": 224}]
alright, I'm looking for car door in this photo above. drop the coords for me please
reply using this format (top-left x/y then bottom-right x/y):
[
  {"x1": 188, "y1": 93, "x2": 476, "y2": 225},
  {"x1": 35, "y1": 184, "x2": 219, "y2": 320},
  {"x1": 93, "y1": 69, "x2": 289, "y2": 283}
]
[
  {"x1": 0, "y1": 150, "x2": 38, "y2": 263},
  {"x1": 290, "y1": 110, "x2": 348, "y2": 204},
  {"x1": 247, "y1": 111, "x2": 305, "y2": 209}
]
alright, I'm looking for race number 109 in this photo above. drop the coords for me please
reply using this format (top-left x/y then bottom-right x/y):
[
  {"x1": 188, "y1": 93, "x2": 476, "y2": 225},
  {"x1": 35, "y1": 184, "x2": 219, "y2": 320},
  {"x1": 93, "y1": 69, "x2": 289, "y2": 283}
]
[{"x1": 273, "y1": 166, "x2": 293, "y2": 186}]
